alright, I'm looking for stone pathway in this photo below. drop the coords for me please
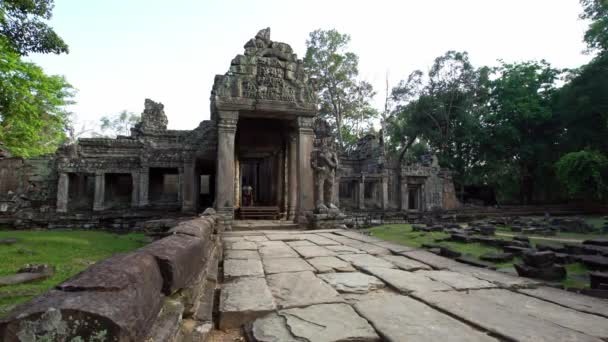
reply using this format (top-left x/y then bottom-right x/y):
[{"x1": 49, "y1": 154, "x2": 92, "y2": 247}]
[{"x1": 219, "y1": 229, "x2": 608, "y2": 341}]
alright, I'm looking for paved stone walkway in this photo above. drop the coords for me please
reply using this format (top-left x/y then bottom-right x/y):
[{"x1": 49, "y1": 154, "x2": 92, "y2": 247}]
[{"x1": 219, "y1": 229, "x2": 608, "y2": 342}]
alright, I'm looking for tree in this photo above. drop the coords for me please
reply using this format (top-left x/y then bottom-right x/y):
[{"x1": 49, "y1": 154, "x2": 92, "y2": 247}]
[
  {"x1": 555, "y1": 150, "x2": 608, "y2": 200},
  {"x1": 99, "y1": 110, "x2": 140, "y2": 137},
  {"x1": 580, "y1": 0, "x2": 608, "y2": 52},
  {"x1": 484, "y1": 60, "x2": 563, "y2": 204},
  {"x1": 0, "y1": 0, "x2": 68, "y2": 55},
  {"x1": 0, "y1": 38, "x2": 73, "y2": 157},
  {"x1": 304, "y1": 29, "x2": 377, "y2": 149}
]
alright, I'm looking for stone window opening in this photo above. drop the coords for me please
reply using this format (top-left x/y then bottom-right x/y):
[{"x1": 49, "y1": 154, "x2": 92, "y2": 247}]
[
  {"x1": 149, "y1": 167, "x2": 179, "y2": 204},
  {"x1": 104, "y1": 173, "x2": 133, "y2": 210},
  {"x1": 68, "y1": 173, "x2": 95, "y2": 210}
]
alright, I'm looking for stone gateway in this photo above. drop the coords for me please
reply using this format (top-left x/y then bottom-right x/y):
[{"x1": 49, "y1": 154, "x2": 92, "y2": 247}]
[{"x1": 0, "y1": 28, "x2": 459, "y2": 229}]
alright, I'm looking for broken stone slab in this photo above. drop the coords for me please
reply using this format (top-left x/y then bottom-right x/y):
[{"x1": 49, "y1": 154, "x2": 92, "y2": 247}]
[
  {"x1": 259, "y1": 244, "x2": 299, "y2": 259},
  {"x1": 245, "y1": 235, "x2": 269, "y2": 242},
  {"x1": 325, "y1": 244, "x2": 364, "y2": 254},
  {"x1": 514, "y1": 263, "x2": 566, "y2": 281},
  {"x1": 414, "y1": 290, "x2": 603, "y2": 342},
  {"x1": 472, "y1": 289, "x2": 608, "y2": 339},
  {"x1": 291, "y1": 245, "x2": 336, "y2": 258},
  {"x1": 480, "y1": 252, "x2": 513, "y2": 263},
  {"x1": 0, "y1": 264, "x2": 55, "y2": 286},
  {"x1": 338, "y1": 253, "x2": 396, "y2": 269},
  {"x1": 370, "y1": 241, "x2": 416, "y2": 253},
  {"x1": 219, "y1": 277, "x2": 276, "y2": 329},
  {"x1": 400, "y1": 250, "x2": 461, "y2": 269},
  {"x1": 362, "y1": 267, "x2": 453, "y2": 294},
  {"x1": 451, "y1": 265, "x2": 539, "y2": 288},
  {"x1": 265, "y1": 233, "x2": 302, "y2": 241},
  {"x1": 522, "y1": 250, "x2": 556, "y2": 268},
  {"x1": 266, "y1": 271, "x2": 343, "y2": 309},
  {"x1": 334, "y1": 230, "x2": 383, "y2": 243},
  {"x1": 299, "y1": 234, "x2": 340, "y2": 246},
  {"x1": 145, "y1": 299, "x2": 184, "y2": 342},
  {"x1": 285, "y1": 240, "x2": 315, "y2": 247},
  {"x1": 415, "y1": 270, "x2": 495, "y2": 290},
  {"x1": 354, "y1": 294, "x2": 497, "y2": 342},
  {"x1": 590, "y1": 271, "x2": 608, "y2": 290},
  {"x1": 262, "y1": 257, "x2": 314, "y2": 274},
  {"x1": 380, "y1": 255, "x2": 432, "y2": 271},
  {"x1": 0, "y1": 238, "x2": 17, "y2": 245},
  {"x1": 440, "y1": 246, "x2": 462, "y2": 258},
  {"x1": 576, "y1": 255, "x2": 608, "y2": 271},
  {"x1": 318, "y1": 272, "x2": 385, "y2": 294},
  {"x1": 455, "y1": 256, "x2": 495, "y2": 269},
  {"x1": 168, "y1": 218, "x2": 213, "y2": 239},
  {"x1": 223, "y1": 259, "x2": 264, "y2": 279},
  {"x1": 250, "y1": 304, "x2": 380, "y2": 342},
  {"x1": 307, "y1": 256, "x2": 356, "y2": 273},
  {"x1": 225, "y1": 249, "x2": 260, "y2": 260},
  {"x1": 227, "y1": 241, "x2": 258, "y2": 250},
  {"x1": 583, "y1": 239, "x2": 608, "y2": 247},
  {"x1": 518, "y1": 286, "x2": 608, "y2": 318},
  {"x1": 140, "y1": 234, "x2": 207, "y2": 294},
  {"x1": 1, "y1": 252, "x2": 164, "y2": 342}
]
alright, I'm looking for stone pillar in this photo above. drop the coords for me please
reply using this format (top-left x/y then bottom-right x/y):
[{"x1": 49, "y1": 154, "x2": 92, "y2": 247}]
[
  {"x1": 276, "y1": 150, "x2": 284, "y2": 213},
  {"x1": 287, "y1": 132, "x2": 298, "y2": 220},
  {"x1": 139, "y1": 168, "x2": 149, "y2": 207},
  {"x1": 56, "y1": 172, "x2": 69, "y2": 213},
  {"x1": 131, "y1": 172, "x2": 139, "y2": 208},
  {"x1": 420, "y1": 183, "x2": 426, "y2": 212},
  {"x1": 181, "y1": 161, "x2": 196, "y2": 213},
  {"x1": 381, "y1": 176, "x2": 389, "y2": 210},
  {"x1": 400, "y1": 176, "x2": 408, "y2": 211},
  {"x1": 215, "y1": 111, "x2": 238, "y2": 219},
  {"x1": 358, "y1": 176, "x2": 365, "y2": 210},
  {"x1": 93, "y1": 173, "x2": 105, "y2": 211},
  {"x1": 296, "y1": 116, "x2": 315, "y2": 221}
]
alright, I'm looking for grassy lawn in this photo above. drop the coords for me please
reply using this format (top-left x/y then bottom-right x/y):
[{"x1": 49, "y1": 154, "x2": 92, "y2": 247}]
[
  {"x1": 0, "y1": 230, "x2": 147, "y2": 317},
  {"x1": 368, "y1": 224, "x2": 590, "y2": 288}
]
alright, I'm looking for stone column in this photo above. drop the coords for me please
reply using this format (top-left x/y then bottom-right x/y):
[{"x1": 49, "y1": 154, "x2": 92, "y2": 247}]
[
  {"x1": 138, "y1": 168, "x2": 149, "y2": 207},
  {"x1": 93, "y1": 172, "x2": 105, "y2": 211},
  {"x1": 215, "y1": 111, "x2": 238, "y2": 219},
  {"x1": 358, "y1": 176, "x2": 365, "y2": 210},
  {"x1": 276, "y1": 150, "x2": 284, "y2": 212},
  {"x1": 420, "y1": 183, "x2": 426, "y2": 212},
  {"x1": 287, "y1": 132, "x2": 298, "y2": 220},
  {"x1": 400, "y1": 176, "x2": 408, "y2": 211},
  {"x1": 381, "y1": 176, "x2": 389, "y2": 210},
  {"x1": 56, "y1": 172, "x2": 69, "y2": 213},
  {"x1": 131, "y1": 172, "x2": 139, "y2": 208},
  {"x1": 296, "y1": 116, "x2": 315, "y2": 221},
  {"x1": 181, "y1": 161, "x2": 196, "y2": 213}
]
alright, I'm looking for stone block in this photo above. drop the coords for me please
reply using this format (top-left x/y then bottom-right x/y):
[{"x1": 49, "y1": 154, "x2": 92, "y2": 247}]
[
  {"x1": 262, "y1": 257, "x2": 314, "y2": 274},
  {"x1": 219, "y1": 277, "x2": 276, "y2": 329},
  {"x1": 266, "y1": 271, "x2": 344, "y2": 309},
  {"x1": 318, "y1": 272, "x2": 385, "y2": 294},
  {"x1": 307, "y1": 256, "x2": 356, "y2": 273},
  {"x1": 169, "y1": 218, "x2": 214, "y2": 239},
  {"x1": 224, "y1": 259, "x2": 264, "y2": 279},
  {"x1": 522, "y1": 251, "x2": 556, "y2": 268}
]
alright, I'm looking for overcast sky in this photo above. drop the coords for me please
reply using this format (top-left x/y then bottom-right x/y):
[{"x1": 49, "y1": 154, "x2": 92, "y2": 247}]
[{"x1": 30, "y1": 0, "x2": 593, "y2": 131}]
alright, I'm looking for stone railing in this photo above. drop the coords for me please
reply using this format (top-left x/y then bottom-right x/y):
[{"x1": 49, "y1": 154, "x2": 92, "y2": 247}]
[{"x1": 0, "y1": 213, "x2": 222, "y2": 342}]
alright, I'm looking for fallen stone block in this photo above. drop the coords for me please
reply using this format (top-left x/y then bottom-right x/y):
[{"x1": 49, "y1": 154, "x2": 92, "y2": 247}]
[
  {"x1": 590, "y1": 271, "x2": 608, "y2": 290},
  {"x1": 577, "y1": 255, "x2": 608, "y2": 271},
  {"x1": 514, "y1": 263, "x2": 566, "y2": 281},
  {"x1": 480, "y1": 252, "x2": 513, "y2": 263},
  {"x1": 522, "y1": 251, "x2": 556, "y2": 268}
]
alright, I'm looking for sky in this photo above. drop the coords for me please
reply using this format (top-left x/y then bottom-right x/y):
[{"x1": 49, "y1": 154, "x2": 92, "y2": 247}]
[{"x1": 30, "y1": 0, "x2": 593, "y2": 131}]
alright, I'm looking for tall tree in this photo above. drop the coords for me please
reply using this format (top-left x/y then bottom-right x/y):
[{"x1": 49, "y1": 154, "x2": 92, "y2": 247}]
[
  {"x1": 304, "y1": 29, "x2": 377, "y2": 149},
  {"x1": 580, "y1": 0, "x2": 608, "y2": 52},
  {"x1": 0, "y1": 38, "x2": 73, "y2": 157},
  {"x1": 0, "y1": 0, "x2": 68, "y2": 55},
  {"x1": 99, "y1": 110, "x2": 140, "y2": 137}
]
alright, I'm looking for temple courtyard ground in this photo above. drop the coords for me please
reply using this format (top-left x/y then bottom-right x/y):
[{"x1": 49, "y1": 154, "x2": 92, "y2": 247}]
[{"x1": 220, "y1": 228, "x2": 608, "y2": 341}]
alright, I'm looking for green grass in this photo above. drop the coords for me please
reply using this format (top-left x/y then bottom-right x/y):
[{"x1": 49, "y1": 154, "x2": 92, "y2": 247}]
[
  {"x1": 368, "y1": 224, "x2": 591, "y2": 289},
  {"x1": 0, "y1": 230, "x2": 147, "y2": 317}
]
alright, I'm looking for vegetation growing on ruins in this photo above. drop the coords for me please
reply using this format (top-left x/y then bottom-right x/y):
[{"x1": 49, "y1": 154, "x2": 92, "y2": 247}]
[{"x1": 0, "y1": 230, "x2": 146, "y2": 317}]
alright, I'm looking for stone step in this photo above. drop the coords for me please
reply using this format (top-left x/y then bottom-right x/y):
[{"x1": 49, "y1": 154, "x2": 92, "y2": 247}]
[{"x1": 232, "y1": 222, "x2": 301, "y2": 231}]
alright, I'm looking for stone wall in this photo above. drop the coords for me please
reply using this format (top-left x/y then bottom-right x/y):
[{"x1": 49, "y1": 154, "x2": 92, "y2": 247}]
[{"x1": 0, "y1": 213, "x2": 222, "y2": 342}]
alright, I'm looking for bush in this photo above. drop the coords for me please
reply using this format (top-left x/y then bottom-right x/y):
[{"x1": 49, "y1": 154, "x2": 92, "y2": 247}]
[{"x1": 555, "y1": 150, "x2": 608, "y2": 200}]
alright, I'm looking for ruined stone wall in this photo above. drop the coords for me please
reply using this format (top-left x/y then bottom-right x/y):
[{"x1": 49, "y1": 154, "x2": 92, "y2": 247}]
[
  {"x1": 0, "y1": 213, "x2": 222, "y2": 342},
  {"x1": 0, "y1": 157, "x2": 56, "y2": 217}
]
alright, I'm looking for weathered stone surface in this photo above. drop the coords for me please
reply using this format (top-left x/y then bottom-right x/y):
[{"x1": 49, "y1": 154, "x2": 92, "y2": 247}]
[
  {"x1": 518, "y1": 286, "x2": 608, "y2": 318},
  {"x1": 259, "y1": 243, "x2": 299, "y2": 259},
  {"x1": 371, "y1": 241, "x2": 416, "y2": 253},
  {"x1": 480, "y1": 252, "x2": 513, "y2": 263},
  {"x1": 0, "y1": 272, "x2": 50, "y2": 286},
  {"x1": 583, "y1": 239, "x2": 608, "y2": 247},
  {"x1": 414, "y1": 290, "x2": 604, "y2": 342},
  {"x1": 225, "y1": 249, "x2": 260, "y2": 260},
  {"x1": 141, "y1": 234, "x2": 206, "y2": 294},
  {"x1": 1, "y1": 252, "x2": 164, "y2": 342},
  {"x1": 146, "y1": 299, "x2": 184, "y2": 342},
  {"x1": 250, "y1": 313, "x2": 297, "y2": 342},
  {"x1": 452, "y1": 265, "x2": 539, "y2": 288},
  {"x1": 292, "y1": 245, "x2": 336, "y2": 258},
  {"x1": 245, "y1": 235, "x2": 269, "y2": 242},
  {"x1": 401, "y1": 250, "x2": 461, "y2": 269},
  {"x1": 266, "y1": 271, "x2": 343, "y2": 309},
  {"x1": 299, "y1": 234, "x2": 340, "y2": 246},
  {"x1": 335, "y1": 230, "x2": 382, "y2": 243},
  {"x1": 325, "y1": 244, "x2": 364, "y2": 254},
  {"x1": 266, "y1": 233, "x2": 302, "y2": 241},
  {"x1": 318, "y1": 272, "x2": 385, "y2": 294},
  {"x1": 381, "y1": 255, "x2": 431, "y2": 271},
  {"x1": 514, "y1": 263, "x2": 566, "y2": 281},
  {"x1": 219, "y1": 277, "x2": 276, "y2": 329},
  {"x1": 286, "y1": 240, "x2": 315, "y2": 247},
  {"x1": 169, "y1": 218, "x2": 213, "y2": 239},
  {"x1": 307, "y1": 256, "x2": 356, "y2": 273},
  {"x1": 338, "y1": 253, "x2": 396, "y2": 269},
  {"x1": 224, "y1": 259, "x2": 264, "y2": 279},
  {"x1": 355, "y1": 295, "x2": 496, "y2": 342},
  {"x1": 522, "y1": 250, "x2": 556, "y2": 268},
  {"x1": 363, "y1": 267, "x2": 453, "y2": 293},
  {"x1": 227, "y1": 241, "x2": 258, "y2": 250},
  {"x1": 262, "y1": 257, "x2": 314, "y2": 274},
  {"x1": 415, "y1": 270, "x2": 495, "y2": 290}
]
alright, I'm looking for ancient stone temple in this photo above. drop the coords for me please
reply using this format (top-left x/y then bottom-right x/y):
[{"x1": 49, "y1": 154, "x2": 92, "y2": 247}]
[{"x1": 0, "y1": 28, "x2": 458, "y2": 229}]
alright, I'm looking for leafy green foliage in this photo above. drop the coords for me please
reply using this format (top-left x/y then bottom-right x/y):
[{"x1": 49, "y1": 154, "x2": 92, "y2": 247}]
[
  {"x1": 0, "y1": 38, "x2": 73, "y2": 157},
  {"x1": 99, "y1": 110, "x2": 140, "y2": 137},
  {"x1": 580, "y1": 0, "x2": 608, "y2": 52},
  {"x1": 304, "y1": 29, "x2": 377, "y2": 149},
  {"x1": 555, "y1": 150, "x2": 608, "y2": 200},
  {"x1": 0, "y1": 0, "x2": 68, "y2": 55}
]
